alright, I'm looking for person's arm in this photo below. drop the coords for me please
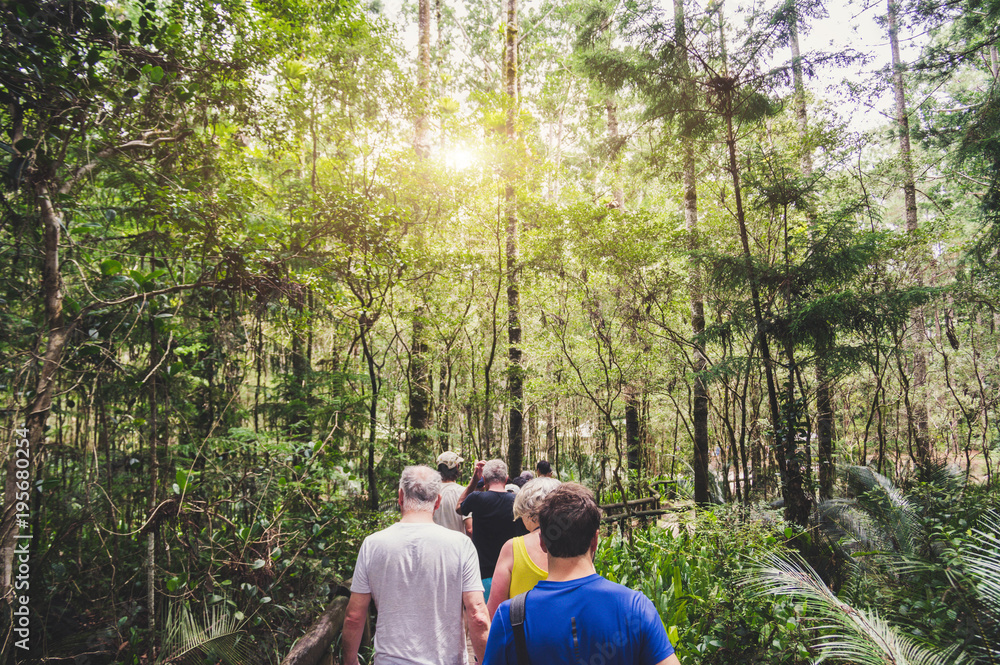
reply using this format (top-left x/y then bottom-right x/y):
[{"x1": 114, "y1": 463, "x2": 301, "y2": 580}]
[
  {"x1": 487, "y1": 538, "x2": 515, "y2": 617},
  {"x1": 463, "y1": 590, "x2": 491, "y2": 663},
  {"x1": 342, "y1": 592, "x2": 371, "y2": 665},
  {"x1": 463, "y1": 515, "x2": 473, "y2": 537},
  {"x1": 655, "y1": 656, "x2": 682, "y2": 665},
  {"x1": 456, "y1": 460, "x2": 485, "y2": 514}
]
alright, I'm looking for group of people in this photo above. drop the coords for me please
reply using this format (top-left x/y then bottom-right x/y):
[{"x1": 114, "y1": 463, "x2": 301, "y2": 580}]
[{"x1": 342, "y1": 454, "x2": 680, "y2": 665}]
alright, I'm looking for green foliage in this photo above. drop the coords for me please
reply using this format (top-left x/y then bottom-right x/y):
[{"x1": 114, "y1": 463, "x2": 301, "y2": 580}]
[
  {"x1": 157, "y1": 604, "x2": 253, "y2": 665},
  {"x1": 596, "y1": 507, "x2": 814, "y2": 665},
  {"x1": 805, "y1": 468, "x2": 1000, "y2": 664}
]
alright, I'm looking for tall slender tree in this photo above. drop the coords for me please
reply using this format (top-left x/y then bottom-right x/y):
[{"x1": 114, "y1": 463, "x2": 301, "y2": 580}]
[
  {"x1": 887, "y1": 0, "x2": 932, "y2": 468},
  {"x1": 674, "y1": 0, "x2": 712, "y2": 506},
  {"x1": 409, "y1": 0, "x2": 434, "y2": 456},
  {"x1": 504, "y1": 0, "x2": 525, "y2": 475}
]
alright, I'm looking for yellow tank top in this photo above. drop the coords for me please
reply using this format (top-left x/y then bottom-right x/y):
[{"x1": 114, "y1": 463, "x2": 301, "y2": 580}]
[{"x1": 510, "y1": 535, "x2": 547, "y2": 597}]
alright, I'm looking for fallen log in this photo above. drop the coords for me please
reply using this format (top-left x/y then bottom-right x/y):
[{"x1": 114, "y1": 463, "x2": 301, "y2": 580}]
[{"x1": 280, "y1": 596, "x2": 349, "y2": 665}]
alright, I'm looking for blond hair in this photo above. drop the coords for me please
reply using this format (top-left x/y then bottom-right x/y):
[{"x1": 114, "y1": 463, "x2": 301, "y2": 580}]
[{"x1": 513, "y1": 477, "x2": 561, "y2": 521}]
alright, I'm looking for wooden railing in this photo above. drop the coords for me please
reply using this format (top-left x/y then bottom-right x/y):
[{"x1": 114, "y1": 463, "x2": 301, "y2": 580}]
[{"x1": 599, "y1": 480, "x2": 682, "y2": 523}]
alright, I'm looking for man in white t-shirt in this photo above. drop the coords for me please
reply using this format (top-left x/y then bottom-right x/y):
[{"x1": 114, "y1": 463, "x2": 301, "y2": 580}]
[
  {"x1": 434, "y1": 451, "x2": 474, "y2": 536},
  {"x1": 342, "y1": 465, "x2": 490, "y2": 665}
]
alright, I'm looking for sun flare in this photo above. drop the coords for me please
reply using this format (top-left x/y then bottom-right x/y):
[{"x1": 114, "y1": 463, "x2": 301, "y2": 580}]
[{"x1": 445, "y1": 147, "x2": 476, "y2": 171}]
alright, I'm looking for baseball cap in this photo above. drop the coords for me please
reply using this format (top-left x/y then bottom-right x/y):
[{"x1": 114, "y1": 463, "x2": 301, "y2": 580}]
[{"x1": 436, "y1": 451, "x2": 464, "y2": 469}]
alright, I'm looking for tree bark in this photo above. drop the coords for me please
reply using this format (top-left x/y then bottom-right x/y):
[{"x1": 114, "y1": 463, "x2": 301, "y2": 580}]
[
  {"x1": 676, "y1": 0, "x2": 711, "y2": 506},
  {"x1": 789, "y1": 13, "x2": 836, "y2": 500},
  {"x1": 1, "y1": 184, "x2": 73, "y2": 635},
  {"x1": 410, "y1": 0, "x2": 434, "y2": 455},
  {"x1": 504, "y1": 0, "x2": 524, "y2": 476},
  {"x1": 625, "y1": 385, "x2": 642, "y2": 473},
  {"x1": 719, "y1": 75, "x2": 810, "y2": 526},
  {"x1": 280, "y1": 596, "x2": 352, "y2": 665},
  {"x1": 888, "y1": 0, "x2": 931, "y2": 467},
  {"x1": 415, "y1": 0, "x2": 433, "y2": 158}
]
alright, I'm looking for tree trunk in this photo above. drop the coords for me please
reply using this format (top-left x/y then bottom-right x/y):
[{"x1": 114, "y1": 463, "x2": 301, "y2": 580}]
[
  {"x1": 888, "y1": 0, "x2": 931, "y2": 468},
  {"x1": 625, "y1": 385, "x2": 642, "y2": 473},
  {"x1": 410, "y1": 0, "x2": 434, "y2": 454},
  {"x1": 409, "y1": 313, "x2": 432, "y2": 455},
  {"x1": 718, "y1": 70, "x2": 810, "y2": 525},
  {"x1": 415, "y1": 0, "x2": 432, "y2": 159},
  {"x1": 1, "y1": 185, "x2": 73, "y2": 653},
  {"x1": 789, "y1": 7, "x2": 836, "y2": 501},
  {"x1": 504, "y1": 0, "x2": 524, "y2": 476},
  {"x1": 676, "y1": 0, "x2": 711, "y2": 505},
  {"x1": 360, "y1": 321, "x2": 381, "y2": 511}
]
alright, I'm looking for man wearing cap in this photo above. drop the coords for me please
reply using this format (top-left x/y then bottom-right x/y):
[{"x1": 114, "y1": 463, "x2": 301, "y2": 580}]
[{"x1": 434, "y1": 451, "x2": 473, "y2": 536}]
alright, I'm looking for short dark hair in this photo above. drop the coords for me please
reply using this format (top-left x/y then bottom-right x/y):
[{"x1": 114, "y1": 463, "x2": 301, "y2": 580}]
[
  {"x1": 536, "y1": 460, "x2": 552, "y2": 475},
  {"x1": 438, "y1": 463, "x2": 461, "y2": 482},
  {"x1": 538, "y1": 483, "x2": 601, "y2": 558}
]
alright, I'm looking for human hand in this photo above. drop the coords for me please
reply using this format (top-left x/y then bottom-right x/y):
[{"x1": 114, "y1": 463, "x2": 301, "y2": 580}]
[{"x1": 473, "y1": 460, "x2": 485, "y2": 478}]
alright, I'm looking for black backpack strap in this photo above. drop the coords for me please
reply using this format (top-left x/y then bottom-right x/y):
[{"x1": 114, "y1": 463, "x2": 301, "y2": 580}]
[{"x1": 510, "y1": 592, "x2": 531, "y2": 665}]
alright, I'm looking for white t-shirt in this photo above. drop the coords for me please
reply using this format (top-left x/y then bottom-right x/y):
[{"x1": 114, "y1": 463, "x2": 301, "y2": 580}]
[
  {"x1": 351, "y1": 522, "x2": 484, "y2": 665},
  {"x1": 433, "y1": 482, "x2": 470, "y2": 533}
]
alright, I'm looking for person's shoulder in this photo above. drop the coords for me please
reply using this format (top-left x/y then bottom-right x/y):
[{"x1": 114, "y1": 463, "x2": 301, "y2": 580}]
[
  {"x1": 419, "y1": 522, "x2": 476, "y2": 548},
  {"x1": 493, "y1": 597, "x2": 514, "y2": 626},
  {"x1": 590, "y1": 574, "x2": 648, "y2": 601},
  {"x1": 360, "y1": 523, "x2": 399, "y2": 544}
]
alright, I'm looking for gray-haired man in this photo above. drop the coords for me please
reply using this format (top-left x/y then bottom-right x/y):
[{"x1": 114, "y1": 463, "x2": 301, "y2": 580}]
[
  {"x1": 457, "y1": 459, "x2": 517, "y2": 601},
  {"x1": 343, "y1": 465, "x2": 490, "y2": 665}
]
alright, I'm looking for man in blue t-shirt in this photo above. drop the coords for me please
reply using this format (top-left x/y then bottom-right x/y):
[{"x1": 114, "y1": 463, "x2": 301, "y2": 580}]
[{"x1": 483, "y1": 483, "x2": 680, "y2": 665}]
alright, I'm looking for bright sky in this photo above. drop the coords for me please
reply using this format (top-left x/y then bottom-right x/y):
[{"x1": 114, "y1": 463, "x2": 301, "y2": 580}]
[{"x1": 381, "y1": 0, "x2": 929, "y2": 131}]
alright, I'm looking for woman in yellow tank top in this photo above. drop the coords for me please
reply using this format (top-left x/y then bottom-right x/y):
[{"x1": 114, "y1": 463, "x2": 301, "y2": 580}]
[{"x1": 487, "y1": 477, "x2": 561, "y2": 618}]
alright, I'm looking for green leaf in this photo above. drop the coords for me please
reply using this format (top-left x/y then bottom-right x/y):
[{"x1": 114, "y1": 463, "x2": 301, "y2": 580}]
[
  {"x1": 175, "y1": 469, "x2": 190, "y2": 492},
  {"x1": 100, "y1": 259, "x2": 123, "y2": 276}
]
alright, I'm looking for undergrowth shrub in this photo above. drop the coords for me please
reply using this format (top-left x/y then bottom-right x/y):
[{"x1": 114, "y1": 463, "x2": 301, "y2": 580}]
[{"x1": 595, "y1": 505, "x2": 814, "y2": 665}]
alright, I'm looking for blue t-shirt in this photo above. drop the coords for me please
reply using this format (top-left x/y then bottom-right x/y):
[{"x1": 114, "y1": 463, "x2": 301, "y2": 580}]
[{"x1": 483, "y1": 574, "x2": 675, "y2": 665}]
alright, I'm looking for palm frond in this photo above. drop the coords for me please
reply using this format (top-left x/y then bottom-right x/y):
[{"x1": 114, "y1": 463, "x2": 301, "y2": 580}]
[
  {"x1": 966, "y1": 509, "x2": 1000, "y2": 661},
  {"x1": 817, "y1": 498, "x2": 896, "y2": 554},
  {"x1": 842, "y1": 466, "x2": 920, "y2": 556},
  {"x1": 919, "y1": 463, "x2": 966, "y2": 498},
  {"x1": 156, "y1": 603, "x2": 254, "y2": 665},
  {"x1": 746, "y1": 551, "x2": 964, "y2": 665},
  {"x1": 966, "y1": 510, "x2": 1000, "y2": 613}
]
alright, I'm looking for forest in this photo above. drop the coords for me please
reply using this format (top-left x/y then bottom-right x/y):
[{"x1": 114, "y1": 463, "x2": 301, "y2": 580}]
[{"x1": 1, "y1": 0, "x2": 999, "y2": 662}]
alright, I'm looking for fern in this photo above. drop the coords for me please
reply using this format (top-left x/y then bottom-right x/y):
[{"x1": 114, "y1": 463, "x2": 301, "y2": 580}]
[
  {"x1": 156, "y1": 603, "x2": 254, "y2": 665},
  {"x1": 746, "y1": 551, "x2": 965, "y2": 665}
]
